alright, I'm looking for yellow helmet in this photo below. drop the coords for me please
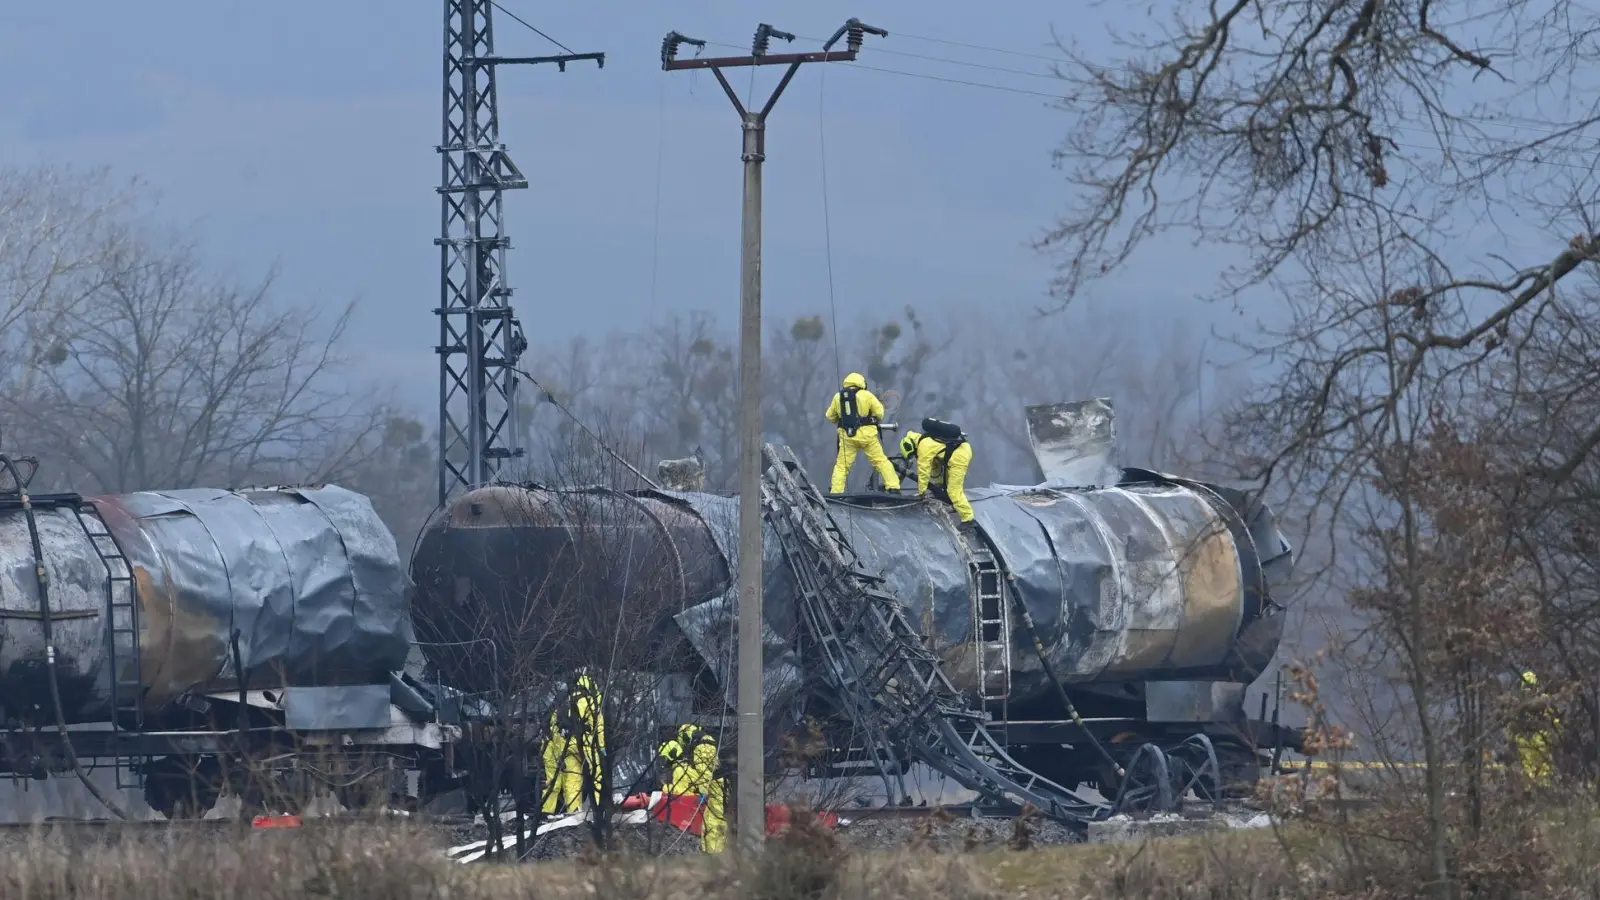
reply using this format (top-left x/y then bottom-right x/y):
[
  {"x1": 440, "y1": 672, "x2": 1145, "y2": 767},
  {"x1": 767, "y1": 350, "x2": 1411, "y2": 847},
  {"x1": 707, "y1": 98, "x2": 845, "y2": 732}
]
[
  {"x1": 1521, "y1": 670, "x2": 1538, "y2": 688},
  {"x1": 901, "y1": 431, "x2": 921, "y2": 458}
]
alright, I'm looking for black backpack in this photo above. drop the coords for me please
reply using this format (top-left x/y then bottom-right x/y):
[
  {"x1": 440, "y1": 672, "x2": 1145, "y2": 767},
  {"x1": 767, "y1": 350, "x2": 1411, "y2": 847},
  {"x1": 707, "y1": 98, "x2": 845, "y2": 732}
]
[
  {"x1": 838, "y1": 387, "x2": 863, "y2": 436},
  {"x1": 555, "y1": 689, "x2": 587, "y2": 739},
  {"x1": 918, "y1": 418, "x2": 967, "y2": 488}
]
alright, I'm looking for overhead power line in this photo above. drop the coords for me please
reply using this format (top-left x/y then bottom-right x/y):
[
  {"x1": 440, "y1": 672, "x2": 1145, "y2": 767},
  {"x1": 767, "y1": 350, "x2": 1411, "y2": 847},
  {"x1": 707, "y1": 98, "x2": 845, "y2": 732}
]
[
  {"x1": 893, "y1": 29, "x2": 1066, "y2": 63},
  {"x1": 715, "y1": 28, "x2": 1595, "y2": 143},
  {"x1": 488, "y1": 0, "x2": 576, "y2": 55},
  {"x1": 840, "y1": 63, "x2": 1062, "y2": 99},
  {"x1": 700, "y1": 29, "x2": 1598, "y2": 159}
]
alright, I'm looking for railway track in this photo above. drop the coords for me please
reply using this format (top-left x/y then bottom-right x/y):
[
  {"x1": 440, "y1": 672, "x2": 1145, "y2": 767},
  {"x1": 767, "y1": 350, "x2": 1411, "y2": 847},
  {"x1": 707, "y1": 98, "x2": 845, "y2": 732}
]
[{"x1": 0, "y1": 812, "x2": 413, "y2": 833}]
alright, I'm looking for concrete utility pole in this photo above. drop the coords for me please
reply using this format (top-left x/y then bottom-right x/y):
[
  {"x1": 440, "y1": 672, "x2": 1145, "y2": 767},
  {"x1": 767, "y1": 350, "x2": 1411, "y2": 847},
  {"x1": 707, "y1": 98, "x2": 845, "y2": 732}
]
[{"x1": 661, "y1": 18, "x2": 886, "y2": 853}]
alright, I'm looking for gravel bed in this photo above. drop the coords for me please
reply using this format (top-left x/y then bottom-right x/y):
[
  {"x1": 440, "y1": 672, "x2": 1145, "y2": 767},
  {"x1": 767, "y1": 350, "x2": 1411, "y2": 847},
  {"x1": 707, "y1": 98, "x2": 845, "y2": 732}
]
[
  {"x1": 428, "y1": 808, "x2": 1084, "y2": 862},
  {"x1": 833, "y1": 811, "x2": 1084, "y2": 853}
]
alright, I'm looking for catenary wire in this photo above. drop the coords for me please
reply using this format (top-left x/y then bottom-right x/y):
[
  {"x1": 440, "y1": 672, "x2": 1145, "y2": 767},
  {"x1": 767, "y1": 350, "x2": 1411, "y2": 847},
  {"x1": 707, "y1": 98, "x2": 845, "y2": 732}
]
[
  {"x1": 487, "y1": 0, "x2": 576, "y2": 55},
  {"x1": 513, "y1": 365, "x2": 662, "y2": 490}
]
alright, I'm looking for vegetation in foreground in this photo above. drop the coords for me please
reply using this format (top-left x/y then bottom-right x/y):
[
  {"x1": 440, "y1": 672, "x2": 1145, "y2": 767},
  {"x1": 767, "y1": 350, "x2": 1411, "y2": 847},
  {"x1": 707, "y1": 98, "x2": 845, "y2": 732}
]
[{"x1": 6, "y1": 791, "x2": 1600, "y2": 900}]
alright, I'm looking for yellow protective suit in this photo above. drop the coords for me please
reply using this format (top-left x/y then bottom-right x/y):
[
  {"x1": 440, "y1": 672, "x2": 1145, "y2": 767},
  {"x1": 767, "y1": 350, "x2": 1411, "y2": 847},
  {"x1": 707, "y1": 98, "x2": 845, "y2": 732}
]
[
  {"x1": 542, "y1": 675, "x2": 606, "y2": 815},
  {"x1": 825, "y1": 372, "x2": 900, "y2": 494},
  {"x1": 657, "y1": 724, "x2": 701, "y2": 794},
  {"x1": 1513, "y1": 670, "x2": 1557, "y2": 787},
  {"x1": 902, "y1": 430, "x2": 974, "y2": 523},
  {"x1": 658, "y1": 725, "x2": 725, "y2": 854}
]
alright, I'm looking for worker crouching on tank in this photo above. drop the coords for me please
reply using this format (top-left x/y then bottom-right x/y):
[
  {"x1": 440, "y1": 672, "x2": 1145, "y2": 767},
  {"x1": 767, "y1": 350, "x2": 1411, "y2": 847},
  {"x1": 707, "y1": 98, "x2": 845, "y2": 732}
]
[
  {"x1": 657, "y1": 724, "x2": 726, "y2": 854},
  {"x1": 542, "y1": 672, "x2": 606, "y2": 816},
  {"x1": 902, "y1": 418, "x2": 975, "y2": 530},
  {"x1": 825, "y1": 372, "x2": 901, "y2": 495}
]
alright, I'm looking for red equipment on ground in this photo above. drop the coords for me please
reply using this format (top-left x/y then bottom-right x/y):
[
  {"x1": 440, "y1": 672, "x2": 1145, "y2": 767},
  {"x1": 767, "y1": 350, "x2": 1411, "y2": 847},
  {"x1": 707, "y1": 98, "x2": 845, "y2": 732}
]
[{"x1": 618, "y1": 792, "x2": 841, "y2": 838}]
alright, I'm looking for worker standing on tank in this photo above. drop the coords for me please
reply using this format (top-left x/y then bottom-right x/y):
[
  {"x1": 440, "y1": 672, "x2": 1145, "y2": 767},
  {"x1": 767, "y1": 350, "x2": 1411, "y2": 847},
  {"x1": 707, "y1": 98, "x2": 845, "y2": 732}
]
[
  {"x1": 825, "y1": 372, "x2": 900, "y2": 495},
  {"x1": 542, "y1": 671, "x2": 606, "y2": 815},
  {"x1": 901, "y1": 418, "x2": 975, "y2": 529}
]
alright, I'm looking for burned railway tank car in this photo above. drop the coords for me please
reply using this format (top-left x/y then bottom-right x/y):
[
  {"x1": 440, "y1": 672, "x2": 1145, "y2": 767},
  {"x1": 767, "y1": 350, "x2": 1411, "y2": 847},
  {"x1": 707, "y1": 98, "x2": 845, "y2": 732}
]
[
  {"x1": 409, "y1": 484, "x2": 731, "y2": 696},
  {"x1": 0, "y1": 485, "x2": 414, "y2": 722},
  {"x1": 800, "y1": 474, "x2": 1292, "y2": 708},
  {"x1": 0, "y1": 457, "x2": 459, "y2": 819},
  {"x1": 408, "y1": 400, "x2": 1298, "y2": 792}
]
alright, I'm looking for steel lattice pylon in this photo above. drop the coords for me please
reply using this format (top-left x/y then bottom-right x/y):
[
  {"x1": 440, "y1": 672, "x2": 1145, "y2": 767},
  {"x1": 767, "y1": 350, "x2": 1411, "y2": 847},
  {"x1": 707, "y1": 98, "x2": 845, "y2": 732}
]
[
  {"x1": 435, "y1": 2, "x2": 601, "y2": 503},
  {"x1": 437, "y1": 0, "x2": 526, "y2": 503}
]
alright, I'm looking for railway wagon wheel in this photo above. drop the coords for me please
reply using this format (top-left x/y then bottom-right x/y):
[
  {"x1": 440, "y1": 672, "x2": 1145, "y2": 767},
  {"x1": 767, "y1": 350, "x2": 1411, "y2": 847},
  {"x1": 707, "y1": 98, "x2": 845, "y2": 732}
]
[
  {"x1": 1166, "y1": 734, "x2": 1226, "y2": 813},
  {"x1": 1108, "y1": 743, "x2": 1175, "y2": 817},
  {"x1": 142, "y1": 755, "x2": 222, "y2": 820}
]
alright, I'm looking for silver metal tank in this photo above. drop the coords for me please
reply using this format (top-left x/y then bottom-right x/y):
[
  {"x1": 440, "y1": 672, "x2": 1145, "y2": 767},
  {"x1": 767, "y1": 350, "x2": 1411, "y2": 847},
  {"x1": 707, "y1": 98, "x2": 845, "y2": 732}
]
[
  {"x1": 819, "y1": 478, "x2": 1291, "y2": 701},
  {"x1": 661, "y1": 474, "x2": 1291, "y2": 708},
  {"x1": 0, "y1": 485, "x2": 412, "y2": 723}
]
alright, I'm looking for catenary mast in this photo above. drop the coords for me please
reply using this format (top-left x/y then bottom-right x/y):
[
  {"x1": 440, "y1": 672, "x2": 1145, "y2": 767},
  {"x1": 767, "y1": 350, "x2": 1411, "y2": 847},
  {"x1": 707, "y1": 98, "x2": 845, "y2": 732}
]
[{"x1": 436, "y1": 0, "x2": 601, "y2": 503}]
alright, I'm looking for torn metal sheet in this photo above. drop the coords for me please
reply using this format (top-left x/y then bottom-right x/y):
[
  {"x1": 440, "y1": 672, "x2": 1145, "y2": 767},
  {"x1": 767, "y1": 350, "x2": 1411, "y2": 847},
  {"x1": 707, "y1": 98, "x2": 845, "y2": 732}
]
[
  {"x1": 0, "y1": 485, "x2": 412, "y2": 723},
  {"x1": 662, "y1": 491, "x2": 805, "y2": 720},
  {"x1": 1024, "y1": 398, "x2": 1121, "y2": 488}
]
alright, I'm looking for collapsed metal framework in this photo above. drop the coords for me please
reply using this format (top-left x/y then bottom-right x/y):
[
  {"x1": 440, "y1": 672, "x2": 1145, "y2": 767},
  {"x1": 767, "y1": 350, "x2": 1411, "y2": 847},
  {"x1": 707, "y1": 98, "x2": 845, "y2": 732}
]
[
  {"x1": 759, "y1": 444, "x2": 1199, "y2": 826},
  {"x1": 435, "y1": 0, "x2": 602, "y2": 503}
]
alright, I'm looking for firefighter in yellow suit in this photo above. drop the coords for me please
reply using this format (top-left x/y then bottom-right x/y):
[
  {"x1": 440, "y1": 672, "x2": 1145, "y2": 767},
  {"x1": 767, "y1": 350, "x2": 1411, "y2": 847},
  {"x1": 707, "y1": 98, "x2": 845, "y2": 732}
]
[
  {"x1": 1514, "y1": 670, "x2": 1557, "y2": 787},
  {"x1": 825, "y1": 372, "x2": 900, "y2": 494},
  {"x1": 543, "y1": 673, "x2": 605, "y2": 815},
  {"x1": 902, "y1": 420, "x2": 975, "y2": 526},
  {"x1": 656, "y1": 724, "x2": 726, "y2": 854}
]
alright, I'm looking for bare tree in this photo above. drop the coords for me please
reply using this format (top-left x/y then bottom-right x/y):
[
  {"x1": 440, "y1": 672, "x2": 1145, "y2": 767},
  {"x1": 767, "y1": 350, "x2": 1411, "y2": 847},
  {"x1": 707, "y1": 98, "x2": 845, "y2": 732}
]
[
  {"x1": 1042, "y1": 0, "x2": 1600, "y2": 479},
  {"x1": 340, "y1": 414, "x2": 440, "y2": 554},
  {"x1": 0, "y1": 166, "x2": 137, "y2": 414},
  {"x1": 5, "y1": 224, "x2": 380, "y2": 493}
]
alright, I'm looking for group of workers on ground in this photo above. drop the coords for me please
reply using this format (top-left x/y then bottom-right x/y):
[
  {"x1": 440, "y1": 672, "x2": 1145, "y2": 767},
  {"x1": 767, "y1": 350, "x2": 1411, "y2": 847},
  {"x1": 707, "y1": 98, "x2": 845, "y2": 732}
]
[
  {"x1": 825, "y1": 371, "x2": 975, "y2": 528},
  {"x1": 540, "y1": 672, "x2": 726, "y2": 854},
  {"x1": 536, "y1": 662, "x2": 1558, "y2": 857}
]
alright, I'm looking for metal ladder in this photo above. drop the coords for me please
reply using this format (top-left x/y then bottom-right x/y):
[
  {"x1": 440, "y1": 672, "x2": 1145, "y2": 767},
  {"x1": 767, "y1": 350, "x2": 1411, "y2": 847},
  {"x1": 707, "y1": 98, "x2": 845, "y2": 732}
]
[
  {"x1": 72, "y1": 503, "x2": 144, "y2": 789},
  {"x1": 760, "y1": 443, "x2": 1110, "y2": 826},
  {"x1": 965, "y1": 541, "x2": 1012, "y2": 707}
]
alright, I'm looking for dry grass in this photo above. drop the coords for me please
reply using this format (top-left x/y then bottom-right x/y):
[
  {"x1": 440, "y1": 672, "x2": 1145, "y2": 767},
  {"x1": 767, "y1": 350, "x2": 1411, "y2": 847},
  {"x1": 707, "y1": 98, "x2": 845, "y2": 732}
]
[{"x1": 6, "y1": 800, "x2": 1600, "y2": 899}]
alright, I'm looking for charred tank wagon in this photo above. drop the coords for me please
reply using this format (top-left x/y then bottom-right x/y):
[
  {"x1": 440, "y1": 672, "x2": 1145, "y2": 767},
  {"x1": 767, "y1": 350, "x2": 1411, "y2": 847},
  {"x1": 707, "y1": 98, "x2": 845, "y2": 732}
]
[
  {"x1": 410, "y1": 400, "x2": 1300, "y2": 800},
  {"x1": 0, "y1": 455, "x2": 461, "y2": 819}
]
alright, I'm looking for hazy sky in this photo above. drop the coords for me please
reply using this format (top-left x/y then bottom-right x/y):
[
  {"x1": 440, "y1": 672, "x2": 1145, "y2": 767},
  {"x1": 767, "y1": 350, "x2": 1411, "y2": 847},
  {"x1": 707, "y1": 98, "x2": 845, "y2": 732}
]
[{"x1": 0, "y1": 1, "x2": 1243, "y2": 415}]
